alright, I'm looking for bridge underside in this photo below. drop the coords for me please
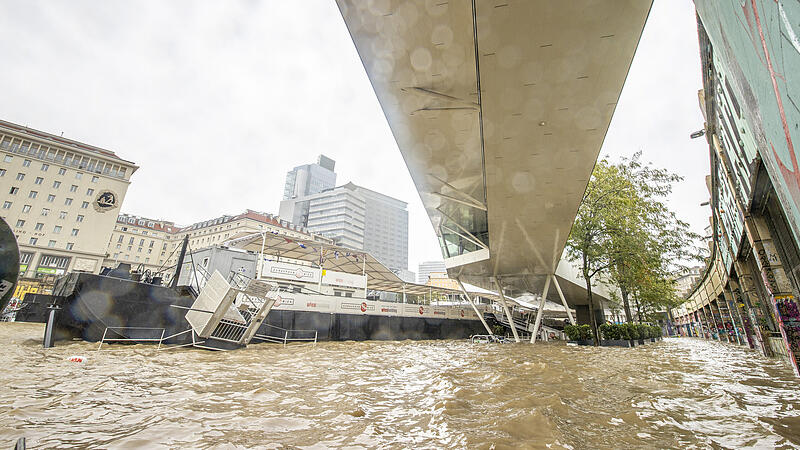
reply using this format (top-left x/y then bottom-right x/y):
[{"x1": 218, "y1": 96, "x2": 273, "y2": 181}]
[{"x1": 338, "y1": 1, "x2": 651, "y2": 299}]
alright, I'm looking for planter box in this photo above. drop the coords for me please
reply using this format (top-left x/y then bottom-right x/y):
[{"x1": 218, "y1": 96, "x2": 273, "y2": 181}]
[
  {"x1": 566, "y1": 340, "x2": 594, "y2": 346},
  {"x1": 638, "y1": 339, "x2": 646, "y2": 345},
  {"x1": 650, "y1": 338, "x2": 657, "y2": 343},
  {"x1": 600, "y1": 339, "x2": 632, "y2": 348},
  {"x1": 628, "y1": 339, "x2": 639, "y2": 347}
]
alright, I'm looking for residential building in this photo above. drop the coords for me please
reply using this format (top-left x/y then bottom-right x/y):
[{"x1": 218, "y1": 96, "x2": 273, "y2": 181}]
[
  {"x1": 102, "y1": 209, "x2": 333, "y2": 282},
  {"x1": 0, "y1": 119, "x2": 137, "y2": 279},
  {"x1": 104, "y1": 214, "x2": 177, "y2": 274},
  {"x1": 418, "y1": 260, "x2": 447, "y2": 284},
  {"x1": 673, "y1": 266, "x2": 703, "y2": 299}
]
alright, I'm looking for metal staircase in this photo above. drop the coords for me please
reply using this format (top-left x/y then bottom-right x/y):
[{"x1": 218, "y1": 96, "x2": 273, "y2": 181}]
[{"x1": 185, "y1": 270, "x2": 279, "y2": 350}]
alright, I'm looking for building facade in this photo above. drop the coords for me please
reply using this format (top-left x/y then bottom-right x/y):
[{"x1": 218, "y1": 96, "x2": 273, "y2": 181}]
[
  {"x1": 103, "y1": 209, "x2": 332, "y2": 282},
  {"x1": 304, "y1": 184, "x2": 366, "y2": 250},
  {"x1": 282, "y1": 182, "x2": 408, "y2": 271},
  {"x1": 672, "y1": 3, "x2": 800, "y2": 376},
  {"x1": 283, "y1": 155, "x2": 336, "y2": 198},
  {"x1": 0, "y1": 119, "x2": 137, "y2": 279},
  {"x1": 280, "y1": 155, "x2": 337, "y2": 227},
  {"x1": 104, "y1": 214, "x2": 177, "y2": 274},
  {"x1": 417, "y1": 260, "x2": 447, "y2": 284}
]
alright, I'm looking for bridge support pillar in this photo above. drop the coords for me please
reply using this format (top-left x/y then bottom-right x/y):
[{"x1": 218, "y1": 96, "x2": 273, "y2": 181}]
[
  {"x1": 551, "y1": 276, "x2": 575, "y2": 326},
  {"x1": 456, "y1": 278, "x2": 493, "y2": 336},
  {"x1": 494, "y1": 277, "x2": 520, "y2": 343},
  {"x1": 530, "y1": 274, "x2": 552, "y2": 344}
]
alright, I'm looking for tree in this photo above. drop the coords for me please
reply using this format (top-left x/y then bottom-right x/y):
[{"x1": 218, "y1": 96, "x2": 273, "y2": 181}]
[
  {"x1": 567, "y1": 154, "x2": 702, "y2": 343},
  {"x1": 566, "y1": 159, "x2": 633, "y2": 344}
]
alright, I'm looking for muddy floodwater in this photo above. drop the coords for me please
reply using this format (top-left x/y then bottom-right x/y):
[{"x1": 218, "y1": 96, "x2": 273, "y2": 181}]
[{"x1": 2, "y1": 323, "x2": 800, "y2": 449}]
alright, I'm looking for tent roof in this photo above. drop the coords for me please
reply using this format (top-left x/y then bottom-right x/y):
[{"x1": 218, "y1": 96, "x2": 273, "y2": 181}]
[{"x1": 224, "y1": 231, "x2": 503, "y2": 299}]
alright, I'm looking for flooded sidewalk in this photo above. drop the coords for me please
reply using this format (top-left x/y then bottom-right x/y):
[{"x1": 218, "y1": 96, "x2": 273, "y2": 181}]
[{"x1": 2, "y1": 322, "x2": 800, "y2": 448}]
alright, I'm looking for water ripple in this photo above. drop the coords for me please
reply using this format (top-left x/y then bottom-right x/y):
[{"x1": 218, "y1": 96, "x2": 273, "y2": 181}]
[{"x1": 2, "y1": 323, "x2": 800, "y2": 449}]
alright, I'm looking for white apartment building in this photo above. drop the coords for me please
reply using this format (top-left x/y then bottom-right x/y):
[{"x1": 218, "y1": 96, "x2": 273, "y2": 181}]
[
  {"x1": 282, "y1": 182, "x2": 409, "y2": 271},
  {"x1": 0, "y1": 119, "x2": 137, "y2": 278}
]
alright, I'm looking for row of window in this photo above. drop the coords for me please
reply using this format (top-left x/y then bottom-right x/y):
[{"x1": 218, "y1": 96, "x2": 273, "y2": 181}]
[
  {"x1": 8, "y1": 186, "x2": 96, "y2": 199},
  {"x1": 26, "y1": 237, "x2": 75, "y2": 250},
  {"x1": 1, "y1": 135, "x2": 128, "y2": 179},
  {"x1": 5, "y1": 202, "x2": 90, "y2": 214},
  {"x1": 0, "y1": 157, "x2": 104, "y2": 183},
  {"x1": 15, "y1": 219, "x2": 83, "y2": 229}
]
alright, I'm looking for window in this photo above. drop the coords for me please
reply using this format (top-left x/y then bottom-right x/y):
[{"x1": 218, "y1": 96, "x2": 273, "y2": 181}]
[
  {"x1": 76, "y1": 215, "x2": 84, "y2": 222},
  {"x1": 16, "y1": 173, "x2": 24, "y2": 181},
  {"x1": 59, "y1": 211, "x2": 67, "y2": 220},
  {"x1": 47, "y1": 240, "x2": 56, "y2": 248},
  {"x1": 69, "y1": 185, "x2": 77, "y2": 192},
  {"x1": 15, "y1": 219, "x2": 24, "y2": 227},
  {"x1": 34, "y1": 177, "x2": 43, "y2": 185},
  {"x1": 41, "y1": 208, "x2": 49, "y2": 216},
  {"x1": 117, "y1": 235, "x2": 123, "y2": 243},
  {"x1": 28, "y1": 191, "x2": 37, "y2": 199},
  {"x1": 28, "y1": 237, "x2": 37, "y2": 245},
  {"x1": 75, "y1": 172, "x2": 82, "y2": 180},
  {"x1": 128, "y1": 237, "x2": 134, "y2": 245},
  {"x1": 53, "y1": 225, "x2": 62, "y2": 234},
  {"x1": 58, "y1": 168, "x2": 66, "y2": 176},
  {"x1": 52, "y1": 181, "x2": 61, "y2": 189},
  {"x1": 81, "y1": 201, "x2": 89, "y2": 209},
  {"x1": 9, "y1": 187, "x2": 18, "y2": 195},
  {"x1": 71, "y1": 228, "x2": 79, "y2": 236},
  {"x1": 34, "y1": 223, "x2": 43, "y2": 231},
  {"x1": 41, "y1": 163, "x2": 49, "y2": 171},
  {"x1": 115, "y1": 244, "x2": 121, "y2": 250},
  {"x1": 21, "y1": 205, "x2": 31, "y2": 213},
  {"x1": 3, "y1": 155, "x2": 12, "y2": 162},
  {"x1": 2, "y1": 201, "x2": 10, "y2": 209},
  {"x1": 64, "y1": 198, "x2": 73, "y2": 206},
  {"x1": 22, "y1": 159, "x2": 30, "y2": 167},
  {"x1": 91, "y1": 176, "x2": 99, "y2": 183},
  {"x1": 137, "y1": 248, "x2": 142, "y2": 253},
  {"x1": 66, "y1": 243, "x2": 74, "y2": 250},
  {"x1": 139, "y1": 239, "x2": 144, "y2": 246},
  {"x1": 86, "y1": 188, "x2": 94, "y2": 196},
  {"x1": 0, "y1": 169, "x2": 5, "y2": 177},
  {"x1": 47, "y1": 194, "x2": 55, "y2": 203}
]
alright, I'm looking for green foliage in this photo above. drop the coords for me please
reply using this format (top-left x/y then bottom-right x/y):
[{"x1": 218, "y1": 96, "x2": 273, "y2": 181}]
[
  {"x1": 567, "y1": 153, "x2": 703, "y2": 329},
  {"x1": 565, "y1": 324, "x2": 593, "y2": 341},
  {"x1": 625, "y1": 323, "x2": 640, "y2": 340},
  {"x1": 491, "y1": 325, "x2": 505, "y2": 336}
]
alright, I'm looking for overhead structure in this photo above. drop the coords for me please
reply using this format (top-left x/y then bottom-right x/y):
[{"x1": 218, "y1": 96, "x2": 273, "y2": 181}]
[{"x1": 336, "y1": 1, "x2": 652, "y2": 300}]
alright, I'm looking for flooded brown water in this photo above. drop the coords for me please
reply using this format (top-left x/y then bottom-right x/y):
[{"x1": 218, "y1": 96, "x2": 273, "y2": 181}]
[{"x1": 2, "y1": 322, "x2": 800, "y2": 449}]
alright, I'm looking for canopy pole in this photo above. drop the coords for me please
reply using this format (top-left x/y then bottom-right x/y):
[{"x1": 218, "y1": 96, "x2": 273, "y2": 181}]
[
  {"x1": 457, "y1": 278, "x2": 493, "y2": 335},
  {"x1": 257, "y1": 231, "x2": 266, "y2": 279},
  {"x1": 552, "y1": 275, "x2": 575, "y2": 325},
  {"x1": 494, "y1": 277, "x2": 520, "y2": 343},
  {"x1": 402, "y1": 283, "x2": 407, "y2": 303},
  {"x1": 531, "y1": 274, "x2": 552, "y2": 344},
  {"x1": 318, "y1": 244, "x2": 324, "y2": 291}
]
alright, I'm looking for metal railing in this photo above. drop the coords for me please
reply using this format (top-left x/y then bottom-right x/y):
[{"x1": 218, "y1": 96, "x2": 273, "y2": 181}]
[
  {"x1": 252, "y1": 323, "x2": 318, "y2": 347},
  {"x1": 98, "y1": 327, "x2": 166, "y2": 350}
]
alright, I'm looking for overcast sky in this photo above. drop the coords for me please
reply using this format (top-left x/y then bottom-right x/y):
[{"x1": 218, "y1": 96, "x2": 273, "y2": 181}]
[{"x1": 0, "y1": 0, "x2": 708, "y2": 274}]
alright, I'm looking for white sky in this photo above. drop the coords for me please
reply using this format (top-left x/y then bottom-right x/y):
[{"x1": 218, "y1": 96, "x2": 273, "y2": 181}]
[{"x1": 0, "y1": 0, "x2": 709, "y2": 274}]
